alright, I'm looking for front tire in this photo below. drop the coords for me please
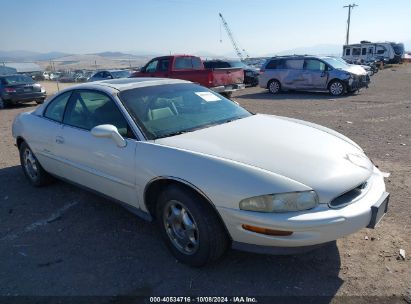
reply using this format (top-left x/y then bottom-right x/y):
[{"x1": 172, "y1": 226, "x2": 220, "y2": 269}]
[
  {"x1": 0, "y1": 98, "x2": 8, "y2": 109},
  {"x1": 156, "y1": 185, "x2": 229, "y2": 267},
  {"x1": 328, "y1": 80, "x2": 346, "y2": 96},
  {"x1": 19, "y1": 142, "x2": 53, "y2": 186},
  {"x1": 36, "y1": 98, "x2": 45, "y2": 104},
  {"x1": 268, "y1": 79, "x2": 281, "y2": 94}
]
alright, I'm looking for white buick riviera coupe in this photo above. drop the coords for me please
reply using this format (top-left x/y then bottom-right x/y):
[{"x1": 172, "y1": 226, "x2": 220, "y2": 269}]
[{"x1": 12, "y1": 78, "x2": 389, "y2": 266}]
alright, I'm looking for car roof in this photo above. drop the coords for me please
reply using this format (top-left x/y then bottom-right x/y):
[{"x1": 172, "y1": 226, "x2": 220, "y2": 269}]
[{"x1": 62, "y1": 77, "x2": 192, "y2": 92}]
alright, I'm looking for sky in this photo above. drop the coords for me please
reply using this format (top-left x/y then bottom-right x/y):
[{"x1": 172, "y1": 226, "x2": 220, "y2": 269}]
[{"x1": 0, "y1": 0, "x2": 410, "y2": 56}]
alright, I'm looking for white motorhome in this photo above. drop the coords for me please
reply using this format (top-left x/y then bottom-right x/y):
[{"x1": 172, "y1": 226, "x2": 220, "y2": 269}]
[{"x1": 343, "y1": 41, "x2": 404, "y2": 64}]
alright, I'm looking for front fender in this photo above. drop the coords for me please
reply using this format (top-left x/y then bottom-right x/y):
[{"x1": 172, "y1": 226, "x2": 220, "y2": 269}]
[{"x1": 134, "y1": 142, "x2": 311, "y2": 212}]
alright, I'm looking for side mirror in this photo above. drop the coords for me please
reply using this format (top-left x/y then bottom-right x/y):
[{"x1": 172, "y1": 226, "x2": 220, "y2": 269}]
[
  {"x1": 91, "y1": 124, "x2": 126, "y2": 148},
  {"x1": 140, "y1": 66, "x2": 146, "y2": 73},
  {"x1": 106, "y1": 75, "x2": 113, "y2": 79}
]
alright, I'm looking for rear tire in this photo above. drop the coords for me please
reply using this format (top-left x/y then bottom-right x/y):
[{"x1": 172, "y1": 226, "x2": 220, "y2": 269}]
[
  {"x1": 268, "y1": 79, "x2": 281, "y2": 94},
  {"x1": 19, "y1": 142, "x2": 53, "y2": 187},
  {"x1": 328, "y1": 80, "x2": 346, "y2": 96},
  {"x1": 156, "y1": 185, "x2": 229, "y2": 267}
]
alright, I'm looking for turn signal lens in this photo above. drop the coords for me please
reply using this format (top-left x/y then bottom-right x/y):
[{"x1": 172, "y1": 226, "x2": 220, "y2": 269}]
[{"x1": 242, "y1": 224, "x2": 293, "y2": 236}]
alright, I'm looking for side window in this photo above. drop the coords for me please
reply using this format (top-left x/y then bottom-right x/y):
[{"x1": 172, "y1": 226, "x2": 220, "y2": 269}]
[
  {"x1": 63, "y1": 91, "x2": 134, "y2": 138},
  {"x1": 94, "y1": 72, "x2": 102, "y2": 78},
  {"x1": 192, "y1": 57, "x2": 202, "y2": 69},
  {"x1": 145, "y1": 60, "x2": 158, "y2": 73},
  {"x1": 376, "y1": 48, "x2": 385, "y2": 54},
  {"x1": 158, "y1": 59, "x2": 170, "y2": 72},
  {"x1": 362, "y1": 48, "x2": 367, "y2": 55},
  {"x1": 368, "y1": 48, "x2": 374, "y2": 54},
  {"x1": 44, "y1": 91, "x2": 72, "y2": 122},
  {"x1": 174, "y1": 57, "x2": 193, "y2": 70},
  {"x1": 285, "y1": 59, "x2": 303, "y2": 69},
  {"x1": 345, "y1": 48, "x2": 351, "y2": 56},
  {"x1": 304, "y1": 59, "x2": 325, "y2": 71},
  {"x1": 352, "y1": 48, "x2": 361, "y2": 56},
  {"x1": 265, "y1": 60, "x2": 277, "y2": 69}
]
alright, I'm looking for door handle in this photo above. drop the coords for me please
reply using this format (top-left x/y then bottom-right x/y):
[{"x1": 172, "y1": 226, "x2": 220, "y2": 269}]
[{"x1": 55, "y1": 136, "x2": 64, "y2": 144}]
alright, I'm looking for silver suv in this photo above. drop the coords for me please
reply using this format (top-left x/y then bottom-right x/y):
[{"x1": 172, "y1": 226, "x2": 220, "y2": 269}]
[{"x1": 259, "y1": 55, "x2": 370, "y2": 96}]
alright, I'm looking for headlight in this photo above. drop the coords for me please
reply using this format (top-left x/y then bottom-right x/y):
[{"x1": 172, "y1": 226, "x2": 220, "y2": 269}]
[{"x1": 239, "y1": 191, "x2": 319, "y2": 213}]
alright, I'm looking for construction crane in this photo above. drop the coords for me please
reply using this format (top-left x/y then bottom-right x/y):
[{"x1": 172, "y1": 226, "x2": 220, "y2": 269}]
[{"x1": 218, "y1": 13, "x2": 250, "y2": 61}]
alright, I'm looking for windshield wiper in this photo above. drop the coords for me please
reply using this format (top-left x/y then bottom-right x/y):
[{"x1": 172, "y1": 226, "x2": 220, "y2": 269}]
[{"x1": 156, "y1": 130, "x2": 189, "y2": 139}]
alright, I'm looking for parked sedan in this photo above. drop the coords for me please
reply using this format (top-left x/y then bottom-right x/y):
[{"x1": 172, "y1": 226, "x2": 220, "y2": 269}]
[
  {"x1": 12, "y1": 78, "x2": 389, "y2": 266},
  {"x1": 0, "y1": 74, "x2": 46, "y2": 109},
  {"x1": 88, "y1": 70, "x2": 131, "y2": 82}
]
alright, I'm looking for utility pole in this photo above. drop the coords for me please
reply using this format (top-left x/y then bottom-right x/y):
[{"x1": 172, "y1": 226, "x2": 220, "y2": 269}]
[{"x1": 343, "y1": 4, "x2": 358, "y2": 45}]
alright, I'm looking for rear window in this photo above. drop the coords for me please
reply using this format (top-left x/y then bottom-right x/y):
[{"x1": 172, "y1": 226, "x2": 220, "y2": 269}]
[
  {"x1": 3, "y1": 75, "x2": 34, "y2": 84},
  {"x1": 204, "y1": 61, "x2": 231, "y2": 68}
]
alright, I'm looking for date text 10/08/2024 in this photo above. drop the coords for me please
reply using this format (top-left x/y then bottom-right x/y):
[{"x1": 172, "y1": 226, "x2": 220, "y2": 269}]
[{"x1": 149, "y1": 297, "x2": 258, "y2": 303}]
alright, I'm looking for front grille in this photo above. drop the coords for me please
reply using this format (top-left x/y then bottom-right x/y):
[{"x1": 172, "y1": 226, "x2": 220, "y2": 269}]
[{"x1": 329, "y1": 182, "x2": 367, "y2": 208}]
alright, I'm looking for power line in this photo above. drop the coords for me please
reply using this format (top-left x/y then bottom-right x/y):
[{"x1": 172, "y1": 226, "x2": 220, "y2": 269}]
[{"x1": 343, "y1": 3, "x2": 358, "y2": 45}]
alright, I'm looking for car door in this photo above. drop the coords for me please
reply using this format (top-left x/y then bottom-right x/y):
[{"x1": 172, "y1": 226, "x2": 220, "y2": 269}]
[
  {"x1": 155, "y1": 58, "x2": 171, "y2": 77},
  {"x1": 31, "y1": 91, "x2": 72, "y2": 173},
  {"x1": 302, "y1": 59, "x2": 329, "y2": 90},
  {"x1": 54, "y1": 89, "x2": 139, "y2": 207},
  {"x1": 281, "y1": 59, "x2": 304, "y2": 89}
]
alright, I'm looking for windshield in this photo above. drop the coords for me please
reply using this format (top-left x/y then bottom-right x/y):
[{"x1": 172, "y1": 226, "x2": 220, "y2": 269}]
[
  {"x1": 111, "y1": 70, "x2": 130, "y2": 78},
  {"x1": 322, "y1": 57, "x2": 350, "y2": 70},
  {"x1": 119, "y1": 83, "x2": 251, "y2": 140},
  {"x1": 3, "y1": 75, "x2": 34, "y2": 84}
]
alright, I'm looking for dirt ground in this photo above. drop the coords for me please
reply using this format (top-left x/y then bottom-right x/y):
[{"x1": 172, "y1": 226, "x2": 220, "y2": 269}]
[{"x1": 0, "y1": 67, "x2": 410, "y2": 302}]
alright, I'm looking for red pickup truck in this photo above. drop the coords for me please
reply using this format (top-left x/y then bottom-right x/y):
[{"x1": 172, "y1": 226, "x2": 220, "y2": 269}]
[{"x1": 131, "y1": 55, "x2": 245, "y2": 96}]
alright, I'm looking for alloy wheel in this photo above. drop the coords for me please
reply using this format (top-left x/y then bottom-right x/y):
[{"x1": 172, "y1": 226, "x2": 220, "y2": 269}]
[
  {"x1": 163, "y1": 200, "x2": 199, "y2": 255},
  {"x1": 23, "y1": 148, "x2": 39, "y2": 180},
  {"x1": 330, "y1": 82, "x2": 344, "y2": 96},
  {"x1": 269, "y1": 81, "x2": 280, "y2": 94}
]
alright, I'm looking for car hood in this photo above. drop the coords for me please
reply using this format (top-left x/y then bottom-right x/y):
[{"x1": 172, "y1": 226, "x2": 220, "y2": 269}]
[
  {"x1": 345, "y1": 65, "x2": 367, "y2": 76},
  {"x1": 155, "y1": 114, "x2": 374, "y2": 203}
]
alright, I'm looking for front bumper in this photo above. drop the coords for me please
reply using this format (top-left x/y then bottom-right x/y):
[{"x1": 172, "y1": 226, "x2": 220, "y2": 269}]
[
  {"x1": 217, "y1": 167, "x2": 387, "y2": 251},
  {"x1": 348, "y1": 75, "x2": 370, "y2": 91},
  {"x1": 2, "y1": 92, "x2": 47, "y2": 104},
  {"x1": 211, "y1": 83, "x2": 245, "y2": 93}
]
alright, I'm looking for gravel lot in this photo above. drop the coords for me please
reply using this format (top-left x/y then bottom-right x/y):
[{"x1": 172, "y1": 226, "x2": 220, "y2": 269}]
[{"x1": 0, "y1": 67, "x2": 410, "y2": 301}]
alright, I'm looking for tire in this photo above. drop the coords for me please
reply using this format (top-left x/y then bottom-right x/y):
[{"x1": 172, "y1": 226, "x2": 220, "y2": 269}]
[
  {"x1": 221, "y1": 92, "x2": 232, "y2": 99},
  {"x1": 36, "y1": 99, "x2": 45, "y2": 104},
  {"x1": 268, "y1": 79, "x2": 281, "y2": 94},
  {"x1": 156, "y1": 185, "x2": 229, "y2": 267},
  {"x1": 19, "y1": 142, "x2": 53, "y2": 187},
  {"x1": 0, "y1": 98, "x2": 8, "y2": 109},
  {"x1": 328, "y1": 80, "x2": 346, "y2": 96}
]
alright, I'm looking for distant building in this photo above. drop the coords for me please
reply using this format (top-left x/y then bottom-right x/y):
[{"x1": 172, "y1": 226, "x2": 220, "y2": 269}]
[{"x1": 1, "y1": 62, "x2": 43, "y2": 73}]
